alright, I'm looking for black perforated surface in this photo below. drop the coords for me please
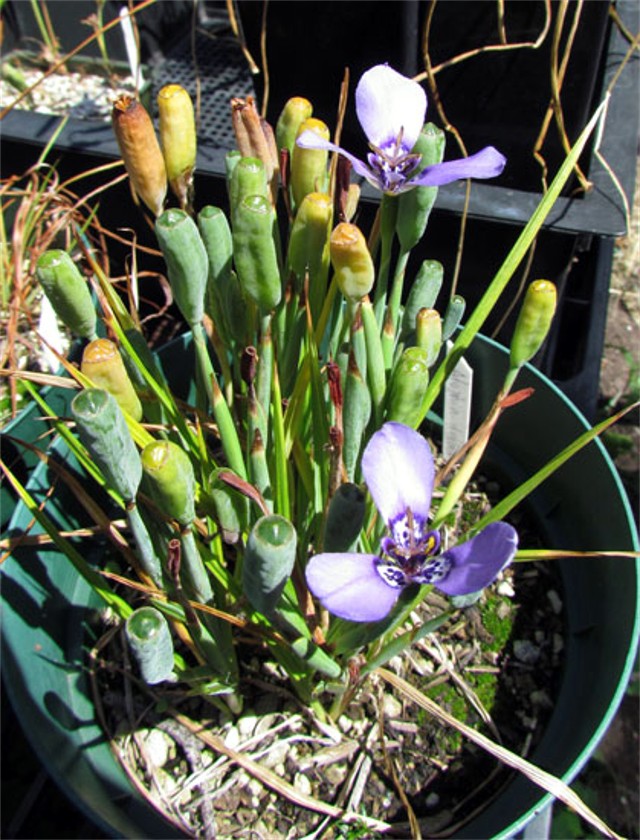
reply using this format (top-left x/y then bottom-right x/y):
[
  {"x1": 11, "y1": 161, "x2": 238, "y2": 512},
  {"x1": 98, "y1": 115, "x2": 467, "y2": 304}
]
[{"x1": 150, "y1": 27, "x2": 255, "y2": 151}]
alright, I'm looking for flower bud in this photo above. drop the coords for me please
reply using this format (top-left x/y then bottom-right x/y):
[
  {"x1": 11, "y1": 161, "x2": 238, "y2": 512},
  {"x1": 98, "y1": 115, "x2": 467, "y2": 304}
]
[
  {"x1": 287, "y1": 191, "x2": 332, "y2": 318},
  {"x1": 71, "y1": 388, "x2": 141, "y2": 501},
  {"x1": 232, "y1": 194, "x2": 282, "y2": 313},
  {"x1": 442, "y1": 295, "x2": 466, "y2": 342},
  {"x1": 125, "y1": 607, "x2": 175, "y2": 685},
  {"x1": 157, "y1": 84, "x2": 196, "y2": 211},
  {"x1": 112, "y1": 95, "x2": 167, "y2": 217},
  {"x1": 197, "y1": 206, "x2": 234, "y2": 340},
  {"x1": 330, "y1": 223, "x2": 374, "y2": 302},
  {"x1": 229, "y1": 156, "x2": 269, "y2": 219},
  {"x1": 155, "y1": 209, "x2": 208, "y2": 327},
  {"x1": 291, "y1": 118, "x2": 329, "y2": 209},
  {"x1": 323, "y1": 483, "x2": 366, "y2": 552},
  {"x1": 141, "y1": 440, "x2": 195, "y2": 527},
  {"x1": 276, "y1": 96, "x2": 313, "y2": 157},
  {"x1": 287, "y1": 192, "x2": 332, "y2": 279},
  {"x1": 36, "y1": 250, "x2": 97, "y2": 340},
  {"x1": 243, "y1": 515, "x2": 297, "y2": 617},
  {"x1": 510, "y1": 280, "x2": 557, "y2": 368},
  {"x1": 415, "y1": 308, "x2": 443, "y2": 368},
  {"x1": 401, "y1": 260, "x2": 443, "y2": 337},
  {"x1": 386, "y1": 346, "x2": 431, "y2": 427},
  {"x1": 81, "y1": 338, "x2": 142, "y2": 421},
  {"x1": 396, "y1": 123, "x2": 445, "y2": 251},
  {"x1": 231, "y1": 96, "x2": 279, "y2": 203}
]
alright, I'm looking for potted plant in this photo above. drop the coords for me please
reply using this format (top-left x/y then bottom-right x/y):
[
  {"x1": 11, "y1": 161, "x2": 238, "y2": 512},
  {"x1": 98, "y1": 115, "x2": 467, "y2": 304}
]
[{"x1": 1, "y1": 63, "x2": 638, "y2": 838}]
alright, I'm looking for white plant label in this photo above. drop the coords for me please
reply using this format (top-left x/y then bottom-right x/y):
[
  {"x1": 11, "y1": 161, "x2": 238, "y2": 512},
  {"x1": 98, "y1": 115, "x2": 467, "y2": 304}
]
[{"x1": 442, "y1": 342, "x2": 473, "y2": 460}]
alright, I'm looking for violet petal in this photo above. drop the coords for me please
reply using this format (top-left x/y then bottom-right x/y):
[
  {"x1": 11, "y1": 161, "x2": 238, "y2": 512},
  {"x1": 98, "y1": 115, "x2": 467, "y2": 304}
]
[
  {"x1": 436, "y1": 522, "x2": 519, "y2": 596},
  {"x1": 362, "y1": 422, "x2": 435, "y2": 526},
  {"x1": 306, "y1": 552, "x2": 400, "y2": 621},
  {"x1": 355, "y1": 64, "x2": 427, "y2": 153},
  {"x1": 295, "y1": 131, "x2": 374, "y2": 182},
  {"x1": 411, "y1": 146, "x2": 507, "y2": 188}
]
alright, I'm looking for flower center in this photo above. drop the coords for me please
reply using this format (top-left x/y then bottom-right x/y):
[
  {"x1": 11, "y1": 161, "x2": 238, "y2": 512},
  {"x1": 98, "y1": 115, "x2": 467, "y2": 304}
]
[
  {"x1": 374, "y1": 507, "x2": 451, "y2": 589},
  {"x1": 367, "y1": 129, "x2": 422, "y2": 193}
]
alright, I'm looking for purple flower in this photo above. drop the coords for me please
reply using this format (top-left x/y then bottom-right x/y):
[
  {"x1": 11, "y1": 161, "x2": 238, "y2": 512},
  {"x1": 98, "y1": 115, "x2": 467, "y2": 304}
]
[
  {"x1": 306, "y1": 422, "x2": 518, "y2": 622},
  {"x1": 296, "y1": 64, "x2": 506, "y2": 195}
]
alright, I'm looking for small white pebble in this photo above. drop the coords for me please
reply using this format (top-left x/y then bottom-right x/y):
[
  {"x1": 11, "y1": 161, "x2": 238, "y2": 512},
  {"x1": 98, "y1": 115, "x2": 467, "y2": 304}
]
[
  {"x1": 497, "y1": 579, "x2": 515, "y2": 597},
  {"x1": 293, "y1": 772, "x2": 312, "y2": 796}
]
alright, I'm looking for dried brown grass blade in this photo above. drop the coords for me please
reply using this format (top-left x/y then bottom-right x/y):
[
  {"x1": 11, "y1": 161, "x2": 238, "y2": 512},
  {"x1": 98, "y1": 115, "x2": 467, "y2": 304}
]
[
  {"x1": 376, "y1": 667, "x2": 623, "y2": 840},
  {"x1": 167, "y1": 709, "x2": 391, "y2": 833}
]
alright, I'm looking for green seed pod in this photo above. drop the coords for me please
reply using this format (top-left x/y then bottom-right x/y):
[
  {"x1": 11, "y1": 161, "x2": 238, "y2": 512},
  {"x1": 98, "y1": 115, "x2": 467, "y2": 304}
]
[
  {"x1": 386, "y1": 346, "x2": 431, "y2": 427},
  {"x1": 330, "y1": 223, "x2": 375, "y2": 303},
  {"x1": 401, "y1": 260, "x2": 444, "y2": 337},
  {"x1": 243, "y1": 515, "x2": 297, "y2": 617},
  {"x1": 229, "y1": 156, "x2": 269, "y2": 219},
  {"x1": 197, "y1": 205, "x2": 235, "y2": 340},
  {"x1": 442, "y1": 295, "x2": 466, "y2": 342},
  {"x1": 342, "y1": 354, "x2": 372, "y2": 481},
  {"x1": 36, "y1": 250, "x2": 97, "y2": 340},
  {"x1": 71, "y1": 388, "x2": 141, "y2": 501},
  {"x1": 155, "y1": 209, "x2": 208, "y2": 327},
  {"x1": 276, "y1": 96, "x2": 313, "y2": 158},
  {"x1": 323, "y1": 482, "x2": 366, "y2": 553},
  {"x1": 415, "y1": 308, "x2": 443, "y2": 368},
  {"x1": 141, "y1": 440, "x2": 196, "y2": 527},
  {"x1": 81, "y1": 339, "x2": 143, "y2": 421},
  {"x1": 232, "y1": 194, "x2": 282, "y2": 313},
  {"x1": 396, "y1": 123, "x2": 446, "y2": 252},
  {"x1": 291, "y1": 117, "x2": 329, "y2": 209},
  {"x1": 125, "y1": 606, "x2": 175, "y2": 685},
  {"x1": 510, "y1": 280, "x2": 558, "y2": 368}
]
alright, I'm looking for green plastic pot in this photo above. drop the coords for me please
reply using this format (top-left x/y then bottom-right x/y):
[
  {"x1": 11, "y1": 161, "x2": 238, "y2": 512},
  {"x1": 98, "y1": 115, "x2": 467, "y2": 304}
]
[{"x1": 1, "y1": 333, "x2": 638, "y2": 838}]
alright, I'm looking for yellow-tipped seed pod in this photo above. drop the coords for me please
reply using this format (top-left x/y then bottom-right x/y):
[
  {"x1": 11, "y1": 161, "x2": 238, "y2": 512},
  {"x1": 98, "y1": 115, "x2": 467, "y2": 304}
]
[
  {"x1": 291, "y1": 118, "x2": 330, "y2": 210},
  {"x1": 330, "y1": 223, "x2": 375, "y2": 303},
  {"x1": 276, "y1": 96, "x2": 313, "y2": 157},
  {"x1": 81, "y1": 338, "x2": 143, "y2": 421},
  {"x1": 112, "y1": 95, "x2": 167, "y2": 217},
  {"x1": 157, "y1": 84, "x2": 196, "y2": 212},
  {"x1": 510, "y1": 280, "x2": 558, "y2": 369}
]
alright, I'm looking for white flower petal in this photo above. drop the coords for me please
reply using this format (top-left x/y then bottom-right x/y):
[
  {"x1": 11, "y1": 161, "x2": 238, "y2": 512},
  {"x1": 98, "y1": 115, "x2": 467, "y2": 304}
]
[{"x1": 355, "y1": 64, "x2": 427, "y2": 153}]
